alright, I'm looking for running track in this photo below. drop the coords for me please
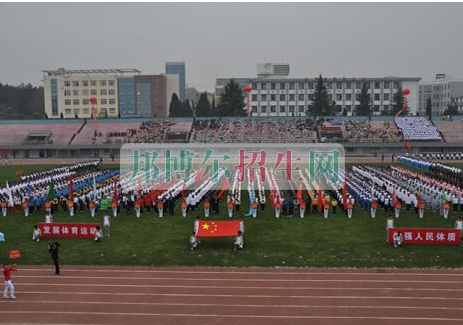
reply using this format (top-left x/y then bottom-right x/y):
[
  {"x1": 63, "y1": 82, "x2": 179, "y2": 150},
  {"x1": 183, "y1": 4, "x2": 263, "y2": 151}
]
[{"x1": 1, "y1": 266, "x2": 463, "y2": 325}]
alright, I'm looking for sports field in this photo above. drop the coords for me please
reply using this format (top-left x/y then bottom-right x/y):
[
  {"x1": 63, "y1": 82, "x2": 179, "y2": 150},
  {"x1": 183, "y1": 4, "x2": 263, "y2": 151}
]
[{"x1": 1, "y1": 162, "x2": 463, "y2": 269}]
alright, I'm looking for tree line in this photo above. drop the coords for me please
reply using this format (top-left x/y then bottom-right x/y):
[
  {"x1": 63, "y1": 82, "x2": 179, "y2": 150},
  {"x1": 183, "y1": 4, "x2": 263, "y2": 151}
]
[{"x1": 0, "y1": 82, "x2": 45, "y2": 119}]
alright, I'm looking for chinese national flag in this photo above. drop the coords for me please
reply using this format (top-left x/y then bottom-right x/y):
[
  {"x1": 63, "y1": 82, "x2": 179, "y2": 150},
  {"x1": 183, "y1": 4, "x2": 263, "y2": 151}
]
[
  {"x1": 113, "y1": 180, "x2": 119, "y2": 203},
  {"x1": 196, "y1": 220, "x2": 240, "y2": 238}
]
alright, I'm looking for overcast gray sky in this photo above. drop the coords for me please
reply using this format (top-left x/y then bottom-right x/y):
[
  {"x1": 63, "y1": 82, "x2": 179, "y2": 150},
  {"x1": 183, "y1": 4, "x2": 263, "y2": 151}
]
[{"x1": 0, "y1": 3, "x2": 462, "y2": 91}]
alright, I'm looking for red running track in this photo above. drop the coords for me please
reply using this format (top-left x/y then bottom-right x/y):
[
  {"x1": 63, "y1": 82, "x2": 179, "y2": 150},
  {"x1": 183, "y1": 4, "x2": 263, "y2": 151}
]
[{"x1": 1, "y1": 266, "x2": 463, "y2": 325}]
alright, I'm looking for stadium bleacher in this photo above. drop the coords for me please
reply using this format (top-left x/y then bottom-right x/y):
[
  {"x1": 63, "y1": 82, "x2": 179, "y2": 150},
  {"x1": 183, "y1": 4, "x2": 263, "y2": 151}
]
[
  {"x1": 394, "y1": 117, "x2": 442, "y2": 141},
  {"x1": 432, "y1": 120, "x2": 463, "y2": 143}
]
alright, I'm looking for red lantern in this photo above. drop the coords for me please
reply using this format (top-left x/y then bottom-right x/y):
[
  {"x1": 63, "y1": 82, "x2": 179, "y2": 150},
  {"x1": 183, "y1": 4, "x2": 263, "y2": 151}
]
[
  {"x1": 402, "y1": 88, "x2": 410, "y2": 96},
  {"x1": 244, "y1": 85, "x2": 252, "y2": 93},
  {"x1": 89, "y1": 97, "x2": 97, "y2": 104}
]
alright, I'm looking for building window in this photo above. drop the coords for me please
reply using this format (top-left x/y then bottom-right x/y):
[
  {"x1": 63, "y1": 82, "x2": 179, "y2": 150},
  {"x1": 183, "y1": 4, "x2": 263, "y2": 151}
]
[
  {"x1": 298, "y1": 105, "x2": 304, "y2": 113},
  {"x1": 279, "y1": 83, "x2": 286, "y2": 90},
  {"x1": 298, "y1": 82, "x2": 304, "y2": 89},
  {"x1": 355, "y1": 82, "x2": 361, "y2": 89},
  {"x1": 109, "y1": 107, "x2": 116, "y2": 114},
  {"x1": 384, "y1": 82, "x2": 390, "y2": 88},
  {"x1": 73, "y1": 99, "x2": 79, "y2": 105},
  {"x1": 270, "y1": 105, "x2": 276, "y2": 113},
  {"x1": 261, "y1": 83, "x2": 266, "y2": 90},
  {"x1": 270, "y1": 94, "x2": 276, "y2": 101},
  {"x1": 64, "y1": 81, "x2": 70, "y2": 87},
  {"x1": 261, "y1": 106, "x2": 267, "y2": 113},
  {"x1": 336, "y1": 82, "x2": 342, "y2": 89},
  {"x1": 108, "y1": 80, "x2": 115, "y2": 86},
  {"x1": 346, "y1": 82, "x2": 351, "y2": 89},
  {"x1": 64, "y1": 90, "x2": 71, "y2": 96},
  {"x1": 252, "y1": 106, "x2": 257, "y2": 113},
  {"x1": 82, "y1": 90, "x2": 88, "y2": 96},
  {"x1": 374, "y1": 105, "x2": 380, "y2": 112},
  {"x1": 83, "y1": 99, "x2": 89, "y2": 105},
  {"x1": 100, "y1": 80, "x2": 106, "y2": 86},
  {"x1": 298, "y1": 94, "x2": 304, "y2": 101},
  {"x1": 327, "y1": 82, "x2": 332, "y2": 88},
  {"x1": 289, "y1": 83, "x2": 295, "y2": 89},
  {"x1": 394, "y1": 82, "x2": 399, "y2": 89},
  {"x1": 280, "y1": 106, "x2": 286, "y2": 113},
  {"x1": 289, "y1": 94, "x2": 295, "y2": 101},
  {"x1": 73, "y1": 81, "x2": 79, "y2": 87},
  {"x1": 383, "y1": 94, "x2": 390, "y2": 101},
  {"x1": 346, "y1": 105, "x2": 351, "y2": 112},
  {"x1": 101, "y1": 99, "x2": 107, "y2": 105},
  {"x1": 308, "y1": 82, "x2": 314, "y2": 89},
  {"x1": 336, "y1": 94, "x2": 342, "y2": 101},
  {"x1": 108, "y1": 89, "x2": 115, "y2": 95},
  {"x1": 252, "y1": 94, "x2": 257, "y2": 101},
  {"x1": 65, "y1": 109, "x2": 72, "y2": 115},
  {"x1": 383, "y1": 105, "x2": 389, "y2": 112},
  {"x1": 91, "y1": 80, "x2": 97, "y2": 87},
  {"x1": 83, "y1": 108, "x2": 89, "y2": 114},
  {"x1": 73, "y1": 90, "x2": 79, "y2": 96},
  {"x1": 346, "y1": 94, "x2": 352, "y2": 101},
  {"x1": 109, "y1": 98, "x2": 115, "y2": 105},
  {"x1": 261, "y1": 94, "x2": 267, "y2": 101},
  {"x1": 82, "y1": 81, "x2": 88, "y2": 87},
  {"x1": 91, "y1": 89, "x2": 97, "y2": 96},
  {"x1": 289, "y1": 105, "x2": 295, "y2": 113},
  {"x1": 374, "y1": 94, "x2": 380, "y2": 101},
  {"x1": 280, "y1": 94, "x2": 286, "y2": 101},
  {"x1": 374, "y1": 82, "x2": 381, "y2": 89},
  {"x1": 100, "y1": 89, "x2": 107, "y2": 96},
  {"x1": 270, "y1": 83, "x2": 276, "y2": 90}
]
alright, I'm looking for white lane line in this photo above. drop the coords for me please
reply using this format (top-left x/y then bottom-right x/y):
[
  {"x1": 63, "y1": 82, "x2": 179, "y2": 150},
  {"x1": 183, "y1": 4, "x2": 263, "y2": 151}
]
[
  {"x1": 13, "y1": 291, "x2": 463, "y2": 300},
  {"x1": 14, "y1": 275, "x2": 463, "y2": 284},
  {"x1": 4, "y1": 300, "x2": 463, "y2": 311},
  {"x1": 13, "y1": 282, "x2": 463, "y2": 292},
  {"x1": 0, "y1": 311, "x2": 462, "y2": 322},
  {"x1": 17, "y1": 268, "x2": 463, "y2": 277}
]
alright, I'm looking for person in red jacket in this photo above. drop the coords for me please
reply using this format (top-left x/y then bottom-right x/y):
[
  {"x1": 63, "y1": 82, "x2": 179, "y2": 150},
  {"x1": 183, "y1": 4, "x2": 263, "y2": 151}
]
[{"x1": 3, "y1": 263, "x2": 17, "y2": 299}]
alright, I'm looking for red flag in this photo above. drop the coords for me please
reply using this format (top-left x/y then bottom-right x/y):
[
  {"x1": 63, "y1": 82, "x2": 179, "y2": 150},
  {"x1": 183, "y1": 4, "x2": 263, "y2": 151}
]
[
  {"x1": 196, "y1": 220, "x2": 240, "y2": 238},
  {"x1": 113, "y1": 180, "x2": 119, "y2": 203},
  {"x1": 404, "y1": 140, "x2": 411, "y2": 151},
  {"x1": 91, "y1": 104, "x2": 99, "y2": 132},
  {"x1": 342, "y1": 179, "x2": 347, "y2": 208},
  {"x1": 69, "y1": 176, "x2": 73, "y2": 198},
  {"x1": 392, "y1": 187, "x2": 397, "y2": 205},
  {"x1": 296, "y1": 183, "x2": 303, "y2": 202},
  {"x1": 269, "y1": 190, "x2": 275, "y2": 209},
  {"x1": 138, "y1": 179, "x2": 142, "y2": 197},
  {"x1": 317, "y1": 189, "x2": 323, "y2": 211},
  {"x1": 217, "y1": 178, "x2": 229, "y2": 200}
]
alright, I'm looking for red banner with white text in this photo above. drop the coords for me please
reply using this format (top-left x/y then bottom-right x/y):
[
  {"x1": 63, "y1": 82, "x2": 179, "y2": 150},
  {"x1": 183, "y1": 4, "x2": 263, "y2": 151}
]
[
  {"x1": 39, "y1": 223, "x2": 100, "y2": 239},
  {"x1": 388, "y1": 228, "x2": 461, "y2": 245}
]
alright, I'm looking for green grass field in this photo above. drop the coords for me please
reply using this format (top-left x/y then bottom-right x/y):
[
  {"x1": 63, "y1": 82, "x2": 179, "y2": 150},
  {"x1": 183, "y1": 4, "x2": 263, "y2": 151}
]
[{"x1": 1, "y1": 163, "x2": 463, "y2": 268}]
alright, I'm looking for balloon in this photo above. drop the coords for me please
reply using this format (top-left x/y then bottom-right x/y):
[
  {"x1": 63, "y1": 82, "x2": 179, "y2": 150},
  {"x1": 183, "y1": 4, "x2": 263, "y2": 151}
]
[
  {"x1": 89, "y1": 97, "x2": 97, "y2": 104},
  {"x1": 402, "y1": 88, "x2": 410, "y2": 96},
  {"x1": 244, "y1": 86, "x2": 252, "y2": 93}
]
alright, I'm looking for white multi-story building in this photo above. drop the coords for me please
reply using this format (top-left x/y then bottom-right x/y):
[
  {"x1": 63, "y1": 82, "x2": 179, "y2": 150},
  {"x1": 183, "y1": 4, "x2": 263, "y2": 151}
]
[
  {"x1": 43, "y1": 68, "x2": 141, "y2": 119},
  {"x1": 419, "y1": 74, "x2": 463, "y2": 115},
  {"x1": 215, "y1": 76, "x2": 420, "y2": 117}
]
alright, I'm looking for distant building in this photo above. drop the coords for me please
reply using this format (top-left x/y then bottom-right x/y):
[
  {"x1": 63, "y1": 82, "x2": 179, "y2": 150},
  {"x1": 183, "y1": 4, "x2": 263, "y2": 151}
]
[
  {"x1": 134, "y1": 74, "x2": 179, "y2": 118},
  {"x1": 257, "y1": 63, "x2": 290, "y2": 78},
  {"x1": 165, "y1": 62, "x2": 186, "y2": 101},
  {"x1": 43, "y1": 68, "x2": 141, "y2": 119},
  {"x1": 419, "y1": 74, "x2": 463, "y2": 115},
  {"x1": 43, "y1": 68, "x2": 178, "y2": 118},
  {"x1": 215, "y1": 75, "x2": 420, "y2": 117}
]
